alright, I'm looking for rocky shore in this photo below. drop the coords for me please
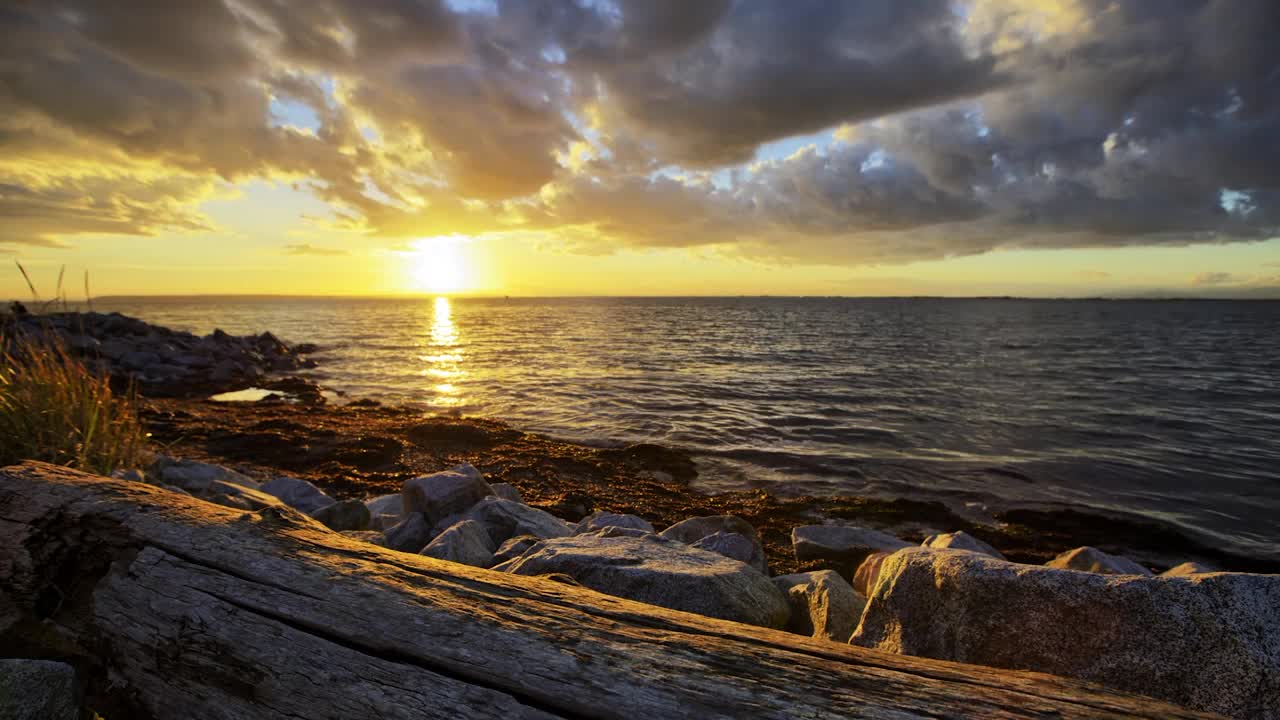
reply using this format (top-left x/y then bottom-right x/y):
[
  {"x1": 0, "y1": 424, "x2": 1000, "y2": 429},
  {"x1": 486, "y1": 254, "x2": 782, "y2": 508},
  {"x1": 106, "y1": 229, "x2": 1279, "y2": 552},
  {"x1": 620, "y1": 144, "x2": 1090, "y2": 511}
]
[{"x1": 5, "y1": 308, "x2": 1279, "y2": 719}]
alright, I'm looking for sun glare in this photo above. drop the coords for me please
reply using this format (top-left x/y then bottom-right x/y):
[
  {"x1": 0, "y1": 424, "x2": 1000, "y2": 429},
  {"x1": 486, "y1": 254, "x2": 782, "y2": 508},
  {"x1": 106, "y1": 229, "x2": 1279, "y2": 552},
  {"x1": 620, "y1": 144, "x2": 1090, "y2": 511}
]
[{"x1": 407, "y1": 235, "x2": 472, "y2": 293}]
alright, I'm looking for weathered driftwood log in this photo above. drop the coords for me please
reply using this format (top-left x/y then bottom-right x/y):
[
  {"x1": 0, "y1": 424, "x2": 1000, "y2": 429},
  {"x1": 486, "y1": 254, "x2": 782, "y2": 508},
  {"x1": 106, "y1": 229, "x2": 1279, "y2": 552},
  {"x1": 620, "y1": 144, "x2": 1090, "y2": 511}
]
[{"x1": 0, "y1": 462, "x2": 1219, "y2": 719}]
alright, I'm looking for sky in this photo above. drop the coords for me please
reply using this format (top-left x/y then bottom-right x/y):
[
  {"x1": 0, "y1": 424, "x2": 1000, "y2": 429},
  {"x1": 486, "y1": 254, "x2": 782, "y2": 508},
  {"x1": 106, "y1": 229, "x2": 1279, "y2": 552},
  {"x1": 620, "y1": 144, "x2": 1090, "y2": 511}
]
[{"x1": 2, "y1": 0, "x2": 1279, "y2": 298}]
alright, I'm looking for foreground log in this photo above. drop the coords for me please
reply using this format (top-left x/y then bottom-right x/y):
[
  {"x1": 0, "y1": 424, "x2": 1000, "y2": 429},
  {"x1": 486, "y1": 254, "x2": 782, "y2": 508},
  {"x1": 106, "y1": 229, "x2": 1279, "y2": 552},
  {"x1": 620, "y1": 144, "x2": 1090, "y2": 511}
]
[{"x1": 0, "y1": 462, "x2": 1218, "y2": 719}]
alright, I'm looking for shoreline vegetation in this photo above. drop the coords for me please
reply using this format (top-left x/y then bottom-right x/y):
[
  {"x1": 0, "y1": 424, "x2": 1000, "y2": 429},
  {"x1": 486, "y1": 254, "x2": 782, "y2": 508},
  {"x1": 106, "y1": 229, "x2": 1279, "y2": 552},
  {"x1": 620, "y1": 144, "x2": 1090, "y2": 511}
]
[{"x1": 2, "y1": 306, "x2": 1278, "y2": 719}]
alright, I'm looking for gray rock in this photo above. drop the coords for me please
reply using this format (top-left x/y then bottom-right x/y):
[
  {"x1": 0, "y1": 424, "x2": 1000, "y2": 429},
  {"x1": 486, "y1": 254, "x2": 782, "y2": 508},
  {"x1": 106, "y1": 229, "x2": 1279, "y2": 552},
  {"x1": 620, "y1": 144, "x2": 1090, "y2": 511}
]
[
  {"x1": 492, "y1": 535, "x2": 542, "y2": 565},
  {"x1": 1161, "y1": 561, "x2": 1218, "y2": 577},
  {"x1": 202, "y1": 479, "x2": 285, "y2": 511},
  {"x1": 260, "y1": 476, "x2": 337, "y2": 514},
  {"x1": 457, "y1": 496, "x2": 571, "y2": 546},
  {"x1": 772, "y1": 570, "x2": 865, "y2": 643},
  {"x1": 421, "y1": 520, "x2": 496, "y2": 568},
  {"x1": 851, "y1": 548, "x2": 1280, "y2": 719},
  {"x1": 1046, "y1": 546, "x2": 1152, "y2": 576},
  {"x1": 109, "y1": 467, "x2": 146, "y2": 483},
  {"x1": 490, "y1": 483, "x2": 524, "y2": 504},
  {"x1": 660, "y1": 515, "x2": 767, "y2": 574},
  {"x1": 151, "y1": 456, "x2": 258, "y2": 493},
  {"x1": 574, "y1": 511, "x2": 655, "y2": 535},
  {"x1": 370, "y1": 513, "x2": 401, "y2": 532},
  {"x1": 310, "y1": 499, "x2": 372, "y2": 532},
  {"x1": 120, "y1": 349, "x2": 160, "y2": 369},
  {"x1": 499, "y1": 531, "x2": 791, "y2": 628},
  {"x1": 364, "y1": 493, "x2": 403, "y2": 518},
  {"x1": 791, "y1": 525, "x2": 910, "y2": 572},
  {"x1": 691, "y1": 531, "x2": 758, "y2": 568},
  {"x1": 402, "y1": 464, "x2": 493, "y2": 526},
  {"x1": 382, "y1": 512, "x2": 433, "y2": 553},
  {"x1": 922, "y1": 531, "x2": 1005, "y2": 560},
  {"x1": 0, "y1": 659, "x2": 78, "y2": 720},
  {"x1": 852, "y1": 551, "x2": 893, "y2": 596}
]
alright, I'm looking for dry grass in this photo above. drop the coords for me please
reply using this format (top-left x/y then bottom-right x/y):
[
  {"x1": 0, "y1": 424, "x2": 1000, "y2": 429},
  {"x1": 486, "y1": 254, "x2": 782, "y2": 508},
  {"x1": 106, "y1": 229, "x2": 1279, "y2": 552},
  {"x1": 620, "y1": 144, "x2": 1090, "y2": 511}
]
[{"x1": 0, "y1": 331, "x2": 147, "y2": 474}]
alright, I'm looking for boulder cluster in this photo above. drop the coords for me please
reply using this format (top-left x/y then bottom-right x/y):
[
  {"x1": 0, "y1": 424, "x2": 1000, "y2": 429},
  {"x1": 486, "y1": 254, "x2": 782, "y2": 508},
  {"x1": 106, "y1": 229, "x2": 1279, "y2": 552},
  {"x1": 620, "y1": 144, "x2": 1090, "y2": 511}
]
[
  {"x1": 2, "y1": 311, "x2": 317, "y2": 397},
  {"x1": 131, "y1": 456, "x2": 1277, "y2": 720}
]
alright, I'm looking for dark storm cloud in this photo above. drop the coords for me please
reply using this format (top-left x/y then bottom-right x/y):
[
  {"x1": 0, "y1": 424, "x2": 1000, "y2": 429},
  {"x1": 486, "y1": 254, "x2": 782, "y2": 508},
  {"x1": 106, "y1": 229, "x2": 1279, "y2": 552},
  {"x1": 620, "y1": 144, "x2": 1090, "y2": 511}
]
[{"x1": 1, "y1": 0, "x2": 1278, "y2": 263}]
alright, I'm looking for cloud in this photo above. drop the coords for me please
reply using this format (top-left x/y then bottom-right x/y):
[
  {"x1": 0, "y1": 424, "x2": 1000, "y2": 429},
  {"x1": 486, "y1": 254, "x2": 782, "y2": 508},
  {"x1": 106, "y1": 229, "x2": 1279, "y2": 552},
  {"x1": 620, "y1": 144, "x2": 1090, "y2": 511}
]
[
  {"x1": 1193, "y1": 272, "x2": 1237, "y2": 286},
  {"x1": 1, "y1": 0, "x2": 1278, "y2": 267},
  {"x1": 1075, "y1": 270, "x2": 1112, "y2": 280},
  {"x1": 284, "y1": 243, "x2": 348, "y2": 256}
]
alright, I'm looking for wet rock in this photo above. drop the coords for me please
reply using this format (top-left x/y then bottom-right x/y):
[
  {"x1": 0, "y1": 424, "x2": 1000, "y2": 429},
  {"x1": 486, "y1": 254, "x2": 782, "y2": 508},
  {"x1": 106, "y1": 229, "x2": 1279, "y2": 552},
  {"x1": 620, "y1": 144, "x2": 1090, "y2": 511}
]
[
  {"x1": 574, "y1": 511, "x2": 654, "y2": 535},
  {"x1": 492, "y1": 535, "x2": 541, "y2": 565},
  {"x1": 852, "y1": 548, "x2": 1280, "y2": 719},
  {"x1": 151, "y1": 456, "x2": 257, "y2": 494},
  {"x1": 791, "y1": 525, "x2": 910, "y2": 575},
  {"x1": 260, "y1": 476, "x2": 336, "y2": 514},
  {"x1": 383, "y1": 512, "x2": 433, "y2": 553},
  {"x1": 1046, "y1": 546, "x2": 1152, "y2": 576},
  {"x1": 402, "y1": 464, "x2": 492, "y2": 526},
  {"x1": 420, "y1": 520, "x2": 496, "y2": 568},
  {"x1": 310, "y1": 499, "x2": 372, "y2": 532},
  {"x1": 490, "y1": 482, "x2": 524, "y2": 504},
  {"x1": 0, "y1": 659, "x2": 78, "y2": 720},
  {"x1": 661, "y1": 515, "x2": 767, "y2": 574},
  {"x1": 922, "y1": 531, "x2": 1005, "y2": 560},
  {"x1": 498, "y1": 531, "x2": 791, "y2": 628},
  {"x1": 455, "y1": 497, "x2": 572, "y2": 546},
  {"x1": 772, "y1": 570, "x2": 865, "y2": 643},
  {"x1": 1161, "y1": 561, "x2": 1217, "y2": 577}
]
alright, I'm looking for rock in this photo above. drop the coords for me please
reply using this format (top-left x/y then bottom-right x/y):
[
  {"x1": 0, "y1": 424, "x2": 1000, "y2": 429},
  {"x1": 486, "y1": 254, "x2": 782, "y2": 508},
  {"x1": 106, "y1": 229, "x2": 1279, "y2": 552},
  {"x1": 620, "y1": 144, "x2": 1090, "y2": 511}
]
[
  {"x1": 420, "y1": 520, "x2": 496, "y2": 568},
  {"x1": 574, "y1": 511, "x2": 654, "y2": 535},
  {"x1": 370, "y1": 513, "x2": 401, "y2": 532},
  {"x1": 457, "y1": 497, "x2": 572, "y2": 546},
  {"x1": 260, "y1": 476, "x2": 337, "y2": 514},
  {"x1": 772, "y1": 570, "x2": 865, "y2": 643},
  {"x1": 492, "y1": 535, "x2": 541, "y2": 565},
  {"x1": 1161, "y1": 561, "x2": 1218, "y2": 577},
  {"x1": 1045, "y1": 546, "x2": 1152, "y2": 576},
  {"x1": 498, "y1": 531, "x2": 791, "y2": 628},
  {"x1": 922, "y1": 531, "x2": 1005, "y2": 560},
  {"x1": 340, "y1": 530, "x2": 387, "y2": 546},
  {"x1": 791, "y1": 525, "x2": 910, "y2": 575},
  {"x1": 691, "y1": 532, "x2": 758, "y2": 568},
  {"x1": 382, "y1": 512, "x2": 433, "y2": 553},
  {"x1": 852, "y1": 552, "x2": 892, "y2": 596},
  {"x1": 120, "y1": 349, "x2": 160, "y2": 369},
  {"x1": 151, "y1": 456, "x2": 257, "y2": 493},
  {"x1": 310, "y1": 499, "x2": 372, "y2": 532},
  {"x1": 660, "y1": 515, "x2": 768, "y2": 574},
  {"x1": 490, "y1": 483, "x2": 524, "y2": 504},
  {"x1": 365, "y1": 493, "x2": 402, "y2": 518},
  {"x1": 851, "y1": 548, "x2": 1280, "y2": 719},
  {"x1": 402, "y1": 465, "x2": 492, "y2": 526},
  {"x1": 109, "y1": 467, "x2": 146, "y2": 483},
  {"x1": 202, "y1": 479, "x2": 285, "y2": 511},
  {"x1": 0, "y1": 659, "x2": 78, "y2": 720}
]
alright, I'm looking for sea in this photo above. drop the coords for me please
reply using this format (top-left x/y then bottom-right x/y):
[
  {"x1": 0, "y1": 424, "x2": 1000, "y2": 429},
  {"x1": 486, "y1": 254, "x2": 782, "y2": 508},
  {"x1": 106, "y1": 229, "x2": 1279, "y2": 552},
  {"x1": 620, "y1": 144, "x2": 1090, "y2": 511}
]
[{"x1": 90, "y1": 296, "x2": 1280, "y2": 561}]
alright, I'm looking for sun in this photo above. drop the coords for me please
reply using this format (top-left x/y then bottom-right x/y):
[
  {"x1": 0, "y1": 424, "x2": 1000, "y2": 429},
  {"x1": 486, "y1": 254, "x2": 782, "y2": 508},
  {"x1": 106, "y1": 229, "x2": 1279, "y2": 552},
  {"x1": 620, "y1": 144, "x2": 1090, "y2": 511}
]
[{"x1": 407, "y1": 235, "x2": 472, "y2": 293}]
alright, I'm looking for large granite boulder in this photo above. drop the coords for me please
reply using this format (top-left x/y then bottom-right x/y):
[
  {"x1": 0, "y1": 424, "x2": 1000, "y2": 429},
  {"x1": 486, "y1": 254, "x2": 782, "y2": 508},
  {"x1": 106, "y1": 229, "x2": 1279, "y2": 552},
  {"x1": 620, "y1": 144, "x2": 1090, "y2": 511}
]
[
  {"x1": 692, "y1": 531, "x2": 758, "y2": 568},
  {"x1": 497, "y1": 531, "x2": 791, "y2": 628},
  {"x1": 575, "y1": 511, "x2": 654, "y2": 535},
  {"x1": 492, "y1": 535, "x2": 541, "y2": 565},
  {"x1": 310, "y1": 499, "x2": 372, "y2": 532},
  {"x1": 922, "y1": 531, "x2": 1004, "y2": 560},
  {"x1": 852, "y1": 548, "x2": 1280, "y2": 719},
  {"x1": 364, "y1": 493, "x2": 403, "y2": 519},
  {"x1": 1046, "y1": 546, "x2": 1152, "y2": 576},
  {"x1": 382, "y1": 512, "x2": 433, "y2": 553},
  {"x1": 260, "y1": 476, "x2": 337, "y2": 514},
  {"x1": 661, "y1": 515, "x2": 767, "y2": 574},
  {"x1": 772, "y1": 570, "x2": 865, "y2": 643},
  {"x1": 852, "y1": 552, "x2": 892, "y2": 596},
  {"x1": 792, "y1": 525, "x2": 910, "y2": 576},
  {"x1": 420, "y1": 520, "x2": 496, "y2": 568},
  {"x1": 402, "y1": 465, "x2": 492, "y2": 526},
  {"x1": 201, "y1": 480, "x2": 286, "y2": 512},
  {"x1": 455, "y1": 497, "x2": 571, "y2": 546},
  {"x1": 1162, "y1": 561, "x2": 1217, "y2": 577},
  {"x1": 490, "y1": 483, "x2": 524, "y2": 504},
  {"x1": 150, "y1": 456, "x2": 257, "y2": 494},
  {"x1": 0, "y1": 659, "x2": 78, "y2": 720}
]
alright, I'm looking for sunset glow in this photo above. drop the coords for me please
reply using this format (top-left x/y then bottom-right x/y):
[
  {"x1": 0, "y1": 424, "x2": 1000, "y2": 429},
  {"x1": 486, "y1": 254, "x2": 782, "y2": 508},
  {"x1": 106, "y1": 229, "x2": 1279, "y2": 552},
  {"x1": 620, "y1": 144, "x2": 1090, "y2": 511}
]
[{"x1": 406, "y1": 237, "x2": 472, "y2": 294}]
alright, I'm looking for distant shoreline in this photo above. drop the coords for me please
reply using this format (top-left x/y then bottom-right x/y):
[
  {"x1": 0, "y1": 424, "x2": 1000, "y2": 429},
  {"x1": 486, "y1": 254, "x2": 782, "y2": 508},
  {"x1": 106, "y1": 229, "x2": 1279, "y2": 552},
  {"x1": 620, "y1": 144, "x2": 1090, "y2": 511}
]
[{"x1": 65, "y1": 293, "x2": 1280, "y2": 302}]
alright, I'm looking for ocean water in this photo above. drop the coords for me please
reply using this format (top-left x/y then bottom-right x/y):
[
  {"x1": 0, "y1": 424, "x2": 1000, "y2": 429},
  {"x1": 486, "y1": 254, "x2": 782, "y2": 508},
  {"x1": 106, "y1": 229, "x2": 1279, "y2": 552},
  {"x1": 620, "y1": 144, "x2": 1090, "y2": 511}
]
[{"x1": 92, "y1": 296, "x2": 1280, "y2": 560}]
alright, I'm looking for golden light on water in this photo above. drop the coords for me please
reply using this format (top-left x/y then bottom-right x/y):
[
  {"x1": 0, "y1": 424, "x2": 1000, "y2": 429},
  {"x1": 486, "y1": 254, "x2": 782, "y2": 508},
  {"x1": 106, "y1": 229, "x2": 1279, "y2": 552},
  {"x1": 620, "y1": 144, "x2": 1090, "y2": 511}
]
[
  {"x1": 420, "y1": 296, "x2": 465, "y2": 407},
  {"x1": 407, "y1": 236, "x2": 472, "y2": 293}
]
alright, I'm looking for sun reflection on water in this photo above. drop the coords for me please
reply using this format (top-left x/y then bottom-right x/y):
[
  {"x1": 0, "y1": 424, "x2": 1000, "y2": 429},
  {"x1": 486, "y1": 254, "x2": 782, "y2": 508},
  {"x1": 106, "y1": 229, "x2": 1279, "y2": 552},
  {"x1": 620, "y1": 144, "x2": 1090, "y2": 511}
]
[{"x1": 421, "y1": 296, "x2": 465, "y2": 407}]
